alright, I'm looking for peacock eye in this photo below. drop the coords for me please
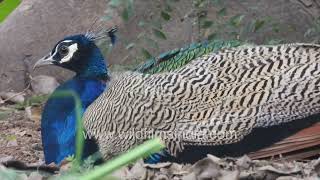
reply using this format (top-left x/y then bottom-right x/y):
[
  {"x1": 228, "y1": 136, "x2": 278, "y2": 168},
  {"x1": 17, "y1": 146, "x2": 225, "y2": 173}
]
[{"x1": 58, "y1": 45, "x2": 69, "y2": 56}]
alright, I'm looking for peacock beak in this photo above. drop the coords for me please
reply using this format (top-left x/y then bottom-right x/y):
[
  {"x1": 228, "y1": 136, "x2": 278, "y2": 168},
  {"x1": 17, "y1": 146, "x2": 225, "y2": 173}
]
[{"x1": 33, "y1": 53, "x2": 55, "y2": 70}]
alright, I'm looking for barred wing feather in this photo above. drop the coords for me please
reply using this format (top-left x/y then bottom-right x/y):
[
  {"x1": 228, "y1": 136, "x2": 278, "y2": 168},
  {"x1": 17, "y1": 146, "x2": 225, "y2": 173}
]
[{"x1": 84, "y1": 43, "x2": 320, "y2": 160}]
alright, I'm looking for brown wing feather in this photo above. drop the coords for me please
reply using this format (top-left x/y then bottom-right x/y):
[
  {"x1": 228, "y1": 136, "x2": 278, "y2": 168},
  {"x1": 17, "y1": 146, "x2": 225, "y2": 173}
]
[{"x1": 84, "y1": 43, "x2": 320, "y2": 159}]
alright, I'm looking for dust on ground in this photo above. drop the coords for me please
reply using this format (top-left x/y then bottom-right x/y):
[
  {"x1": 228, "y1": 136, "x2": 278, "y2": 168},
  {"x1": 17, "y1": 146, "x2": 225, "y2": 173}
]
[{"x1": 0, "y1": 106, "x2": 43, "y2": 165}]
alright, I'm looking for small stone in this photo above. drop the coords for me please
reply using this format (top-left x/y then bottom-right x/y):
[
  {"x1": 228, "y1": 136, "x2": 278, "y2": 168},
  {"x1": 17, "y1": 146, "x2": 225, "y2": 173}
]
[
  {"x1": 6, "y1": 139, "x2": 18, "y2": 147},
  {"x1": 0, "y1": 92, "x2": 25, "y2": 104},
  {"x1": 25, "y1": 106, "x2": 42, "y2": 122},
  {"x1": 31, "y1": 143, "x2": 43, "y2": 151},
  {"x1": 129, "y1": 160, "x2": 147, "y2": 179},
  {"x1": 31, "y1": 75, "x2": 59, "y2": 94},
  {"x1": 192, "y1": 158, "x2": 221, "y2": 179},
  {"x1": 25, "y1": 106, "x2": 32, "y2": 120},
  {"x1": 236, "y1": 155, "x2": 251, "y2": 170},
  {"x1": 16, "y1": 130, "x2": 26, "y2": 136}
]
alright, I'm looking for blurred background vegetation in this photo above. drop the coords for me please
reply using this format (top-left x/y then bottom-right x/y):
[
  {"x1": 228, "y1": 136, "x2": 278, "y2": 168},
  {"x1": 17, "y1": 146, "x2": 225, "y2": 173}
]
[
  {"x1": 101, "y1": 0, "x2": 320, "y2": 71},
  {"x1": 0, "y1": 0, "x2": 319, "y2": 91}
]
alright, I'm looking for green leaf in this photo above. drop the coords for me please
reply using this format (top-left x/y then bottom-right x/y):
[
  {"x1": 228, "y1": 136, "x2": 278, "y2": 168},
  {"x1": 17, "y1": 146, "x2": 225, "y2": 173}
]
[
  {"x1": 229, "y1": 14, "x2": 245, "y2": 27},
  {"x1": 287, "y1": 24, "x2": 297, "y2": 32},
  {"x1": 211, "y1": 0, "x2": 222, "y2": 5},
  {"x1": 201, "y1": 20, "x2": 213, "y2": 29},
  {"x1": 141, "y1": 48, "x2": 153, "y2": 59},
  {"x1": 252, "y1": 19, "x2": 265, "y2": 32},
  {"x1": 27, "y1": 95, "x2": 49, "y2": 105},
  {"x1": 153, "y1": 28, "x2": 167, "y2": 40},
  {"x1": 217, "y1": 7, "x2": 227, "y2": 16},
  {"x1": 161, "y1": 11, "x2": 171, "y2": 21},
  {"x1": 125, "y1": 43, "x2": 135, "y2": 50},
  {"x1": 267, "y1": 39, "x2": 284, "y2": 45},
  {"x1": 304, "y1": 28, "x2": 314, "y2": 37},
  {"x1": 109, "y1": 0, "x2": 121, "y2": 7},
  {"x1": 137, "y1": 32, "x2": 145, "y2": 39},
  {"x1": 6, "y1": 135, "x2": 16, "y2": 141},
  {"x1": 194, "y1": 0, "x2": 207, "y2": 8},
  {"x1": 127, "y1": 0, "x2": 134, "y2": 15},
  {"x1": 207, "y1": 33, "x2": 217, "y2": 41},
  {"x1": 102, "y1": 15, "x2": 113, "y2": 21},
  {"x1": 13, "y1": 94, "x2": 49, "y2": 110},
  {"x1": 138, "y1": 21, "x2": 145, "y2": 27},
  {"x1": 229, "y1": 31, "x2": 239, "y2": 39},
  {"x1": 164, "y1": 3, "x2": 173, "y2": 12},
  {"x1": 121, "y1": 7, "x2": 129, "y2": 21},
  {"x1": 271, "y1": 23, "x2": 280, "y2": 33}
]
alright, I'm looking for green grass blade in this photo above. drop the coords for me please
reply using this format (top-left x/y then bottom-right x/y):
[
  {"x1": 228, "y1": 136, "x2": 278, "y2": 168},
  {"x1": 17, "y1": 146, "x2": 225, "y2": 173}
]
[
  {"x1": 0, "y1": 0, "x2": 20, "y2": 23},
  {"x1": 79, "y1": 138, "x2": 165, "y2": 180}
]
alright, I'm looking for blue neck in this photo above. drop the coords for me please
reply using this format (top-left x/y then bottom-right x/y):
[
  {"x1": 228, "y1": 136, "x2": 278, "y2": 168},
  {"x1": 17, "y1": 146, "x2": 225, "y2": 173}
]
[
  {"x1": 76, "y1": 46, "x2": 108, "y2": 79},
  {"x1": 41, "y1": 76, "x2": 107, "y2": 164}
]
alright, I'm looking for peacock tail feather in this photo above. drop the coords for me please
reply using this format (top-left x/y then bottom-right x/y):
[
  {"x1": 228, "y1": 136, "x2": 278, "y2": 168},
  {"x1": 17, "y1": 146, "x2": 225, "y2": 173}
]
[{"x1": 135, "y1": 39, "x2": 243, "y2": 74}]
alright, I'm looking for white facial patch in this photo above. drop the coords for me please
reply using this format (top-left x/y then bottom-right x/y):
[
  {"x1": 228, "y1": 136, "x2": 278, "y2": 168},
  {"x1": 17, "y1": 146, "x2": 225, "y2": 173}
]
[{"x1": 60, "y1": 43, "x2": 78, "y2": 63}]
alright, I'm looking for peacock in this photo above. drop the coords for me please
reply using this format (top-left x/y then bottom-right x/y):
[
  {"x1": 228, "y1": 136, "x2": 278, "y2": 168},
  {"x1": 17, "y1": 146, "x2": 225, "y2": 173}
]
[
  {"x1": 82, "y1": 42, "x2": 320, "y2": 163},
  {"x1": 33, "y1": 27, "x2": 242, "y2": 164},
  {"x1": 33, "y1": 28, "x2": 117, "y2": 164}
]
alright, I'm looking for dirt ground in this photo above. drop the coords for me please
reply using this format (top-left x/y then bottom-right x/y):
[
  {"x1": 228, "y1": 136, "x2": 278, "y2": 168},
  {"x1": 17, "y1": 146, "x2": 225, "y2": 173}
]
[
  {"x1": 0, "y1": 106, "x2": 43, "y2": 165},
  {"x1": 0, "y1": 105, "x2": 320, "y2": 179}
]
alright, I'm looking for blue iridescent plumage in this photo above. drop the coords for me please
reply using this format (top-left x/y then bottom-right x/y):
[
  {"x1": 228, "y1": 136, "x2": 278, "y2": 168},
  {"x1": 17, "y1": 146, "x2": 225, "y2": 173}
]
[
  {"x1": 35, "y1": 32, "x2": 114, "y2": 164},
  {"x1": 41, "y1": 78, "x2": 106, "y2": 164}
]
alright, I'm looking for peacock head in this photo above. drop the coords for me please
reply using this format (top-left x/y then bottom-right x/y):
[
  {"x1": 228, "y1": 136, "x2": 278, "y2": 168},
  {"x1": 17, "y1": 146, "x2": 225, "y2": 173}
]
[{"x1": 34, "y1": 27, "x2": 117, "y2": 79}]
